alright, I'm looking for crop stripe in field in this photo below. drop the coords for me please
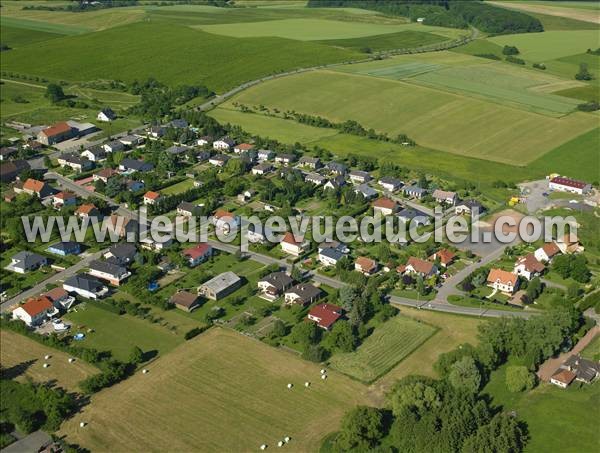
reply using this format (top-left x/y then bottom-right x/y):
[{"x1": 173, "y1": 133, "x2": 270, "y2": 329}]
[{"x1": 0, "y1": 16, "x2": 92, "y2": 35}]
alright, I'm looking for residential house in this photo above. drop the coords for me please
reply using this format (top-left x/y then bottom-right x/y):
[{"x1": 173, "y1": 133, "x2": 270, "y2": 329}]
[
  {"x1": 550, "y1": 368, "x2": 577, "y2": 389},
  {"x1": 0, "y1": 160, "x2": 30, "y2": 182},
  {"x1": 324, "y1": 175, "x2": 346, "y2": 190},
  {"x1": 372, "y1": 197, "x2": 397, "y2": 216},
  {"x1": 148, "y1": 126, "x2": 165, "y2": 139},
  {"x1": 125, "y1": 179, "x2": 144, "y2": 192},
  {"x1": 514, "y1": 254, "x2": 545, "y2": 280},
  {"x1": 318, "y1": 240, "x2": 349, "y2": 255},
  {"x1": 429, "y1": 249, "x2": 456, "y2": 268},
  {"x1": 104, "y1": 243, "x2": 138, "y2": 265},
  {"x1": 67, "y1": 120, "x2": 97, "y2": 137},
  {"x1": 234, "y1": 143, "x2": 254, "y2": 154},
  {"x1": 549, "y1": 177, "x2": 591, "y2": 195},
  {"x1": 6, "y1": 251, "x2": 47, "y2": 274},
  {"x1": 257, "y1": 272, "x2": 294, "y2": 301},
  {"x1": 275, "y1": 153, "x2": 296, "y2": 166},
  {"x1": 213, "y1": 137, "x2": 235, "y2": 151},
  {"x1": 209, "y1": 154, "x2": 230, "y2": 167},
  {"x1": 0, "y1": 146, "x2": 17, "y2": 161},
  {"x1": 52, "y1": 191, "x2": 77, "y2": 208},
  {"x1": 47, "y1": 241, "x2": 80, "y2": 256},
  {"x1": 166, "y1": 145, "x2": 189, "y2": 156},
  {"x1": 45, "y1": 287, "x2": 75, "y2": 310},
  {"x1": 177, "y1": 201, "x2": 200, "y2": 217},
  {"x1": 280, "y1": 232, "x2": 309, "y2": 256},
  {"x1": 213, "y1": 210, "x2": 239, "y2": 233},
  {"x1": 378, "y1": 177, "x2": 403, "y2": 193},
  {"x1": 63, "y1": 274, "x2": 108, "y2": 299},
  {"x1": 354, "y1": 184, "x2": 378, "y2": 200},
  {"x1": 119, "y1": 158, "x2": 154, "y2": 173},
  {"x1": 534, "y1": 242, "x2": 561, "y2": 263},
  {"x1": 487, "y1": 268, "x2": 519, "y2": 295},
  {"x1": 237, "y1": 189, "x2": 256, "y2": 203},
  {"x1": 396, "y1": 208, "x2": 430, "y2": 225},
  {"x1": 12, "y1": 296, "x2": 55, "y2": 326},
  {"x1": 57, "y1": 153, "x2": 93, "y2": 172},
  {"x1": 75, "y1": 203, "x2": 101, "y2": 220},
  {"x1": 167, "y1": 118, "x2": 188, "y2": 129},
  {"x1": 327, "y1": 162, "x2": 347, "y2": 176},
  {"x1": 246, "y1": 223, "x2": 272, "y2": 244},
  {"x1": 555, "y1": 234, "x2": 584, "y2": 254},
  {"x1": 21, "y1": 178, "x2": 52, "y2": 198},
  {"x1": 403, "y1": 185, "x2": 427, "y2": 199},
  {"x1": 81, "y1": 146, "x2": 106, "y2": 162},
  {"x1": 318, "y1": 247, "x2": 344, "y2": 267},
  {"x1": 170, "y1": 291, "x2": 202, "y2": 312},
  {"x1": 455, "y1": 199, "x2": 485, "y2": 215},
  {"x1": 284, "y1": 283, "x2": 322, "y2": 306},
  {"x1": 257, "y1": 149, "x2": 274, "y2": 161},
  {"x1": 37, "y1": 122, "x2": 75, "y2": 146},
  {"x1": 401, "y1": 257, "x2": 438, "y2": 278},
  {"x1": 432, "y1": 189, "x2": 458, "y2": 205},
  {"x1": 140, "y1": 236, "x2": 173, "y2": 252},
  {"x1": 355, "y1": 256, "x2": 378, "y2": 275},
  {"x1": 198, "y1": 271, "x2": 242, "y2": 300},
  {"x1": 102, "y1": 140, "x2": 125, "y2": 153},
  {"x1": 307, "y1": 303, "x2": 342, "y2": 330},
  {"x1": 107, "y1": 215, "x2": 139, "y2": 239},
  {"x1": 97, "y1": 108, "x2": 117, "y2": 122},
  {"x1": 554, "y1": 355, "x2": 600, "y2": 387},
  {"x1": 182, "y1": 243, "x2": 212, "y2": 267},
  {"x1": 88, "y1": 259, "x2": 131, "y2": 286},
  {"x1": 252, "y1": 163, "x2": 273, "y2": 176},
  {"x1": 349, "y1": 170, "x2": 372, "y2": 184},
  {"x1": 93, "y1": 168, "x2": 118, "y2": 183},
  {"x1": 298, "y1": 156, "x2": 321, "y2": 169},
  {"x1": 304, "y1": 173, "x2": 326, "y2": 186},
  {"x1": 143, "y1": 191, "x2": 161, "y2": 205},
  {"x1": 195, "y1": 150, "x2": 211, "y2": 162},
  {"x1": 119, "y1": 135, "x2": 144, "y2": 147},
  {"x1": 197, "y1": 136, "x2": 214, "y2": 146}
]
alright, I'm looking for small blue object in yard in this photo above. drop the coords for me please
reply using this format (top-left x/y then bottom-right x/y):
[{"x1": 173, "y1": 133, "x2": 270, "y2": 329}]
[
  {"x1": 73, "y1": 333, "x2": 85, "y2": 340},
  {"x1": 148, "y1": 281, "x2": 159, "y2": 292}
]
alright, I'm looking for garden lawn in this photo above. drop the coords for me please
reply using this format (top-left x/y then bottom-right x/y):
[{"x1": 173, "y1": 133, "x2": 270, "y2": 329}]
[
  {"x1": 161, "y1": 178, "x2": 195, "y2": 195},
  {"x1": 63, "y1": 303, "x2": 183, "y2": 362},
  {"x1": 0, "y1": 330, "x2": 99, "y2": 392},
  {"x1": 329, "y1": 315, "x2": 437, "y2": 383},
  {"x1": 58, "y1": 328, "x2": 370, "y2": 452},
  {"x1": 581, "y1": 333, "x2": 600, "y2": 361}
]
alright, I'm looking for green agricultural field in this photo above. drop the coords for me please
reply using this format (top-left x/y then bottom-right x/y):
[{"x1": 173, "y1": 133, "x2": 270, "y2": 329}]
[
  {"x1": 524, "y1": 11, "x2": 600, "y2": 30},
  {"x1": 0, "y1": 15, "x2": 92, "y2": 35},
  {"x1": 329, "y1": 315, "x2": 437, "y2": 383},
  {"x1": 318, "y1": 30, "x2": 449, "y2": 53},
  {"x1": 221, "y1": 69, "x2": 598, "y2": 164},
  {"x1": 554, "y1": 84, "x2": 600, "y2": 102},
  {"x1": 0, "y1": 21, "x2": 360, "y2": 93},
  {"x1": 63, "y1": 303, "x2": 184, "y2": 362},
  {"x1": 59, "y1": 328, "x2": 371, "y2": 452},
  {"x1": 451, "y1": 39, "x2": 505, "y2": 57},
  {"x1": 0, "y1": 24, "x2": 62, "y2": 47},
  {"x1": 488, "y1": 30, "x2": 600, "y2": 62}
]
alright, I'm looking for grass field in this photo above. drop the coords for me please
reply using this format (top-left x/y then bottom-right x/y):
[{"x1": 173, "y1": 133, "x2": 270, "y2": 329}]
[
  {"x1": 63, "y1": 303, "x2": 184, "y2": 362},
  {"x1": 0, "y1": 22, "x2": 360, "y2": 93},
  {"x1": 483, "y1": 364, "x2": 600, "y2": 453},
  {"x1": 0, "y1": 330, "x2": 98, "y2": 392},
  {"x1": 160, "y1": 178, "x2": 195, "y2": 195},
  {"x1": 553, "y1": 84, "x2": 600, "y2": 102},
  {"x1": 329, "y1": 315, "x2": 437, "y2": 383},
  {"x1": 373, "y1": 307, "x2": 483, "y2": 395},
  {"x1": 318, "y1": 30, "x2": 449, "y2": 52},
  {"x1": 489, "y1": 1, "x2": 600, "y2": 24},
  {"x1": 0, "y1": 24, "x2": 62, "y2": 48},
  {"x1": 58, "y1": 328, "x2": 370, "y2": 452},
  {"x1": 581, "y1": 333, "x2": 600, "y2": 361},
  {"x1": 218, "y1": 68, "x2": 598, "y2": 164}
]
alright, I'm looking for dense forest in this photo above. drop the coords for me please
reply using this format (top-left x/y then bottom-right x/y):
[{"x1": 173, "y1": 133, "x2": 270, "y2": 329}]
[{"x1": 307, "y1": 0, "x2": 543, "y2": 34}]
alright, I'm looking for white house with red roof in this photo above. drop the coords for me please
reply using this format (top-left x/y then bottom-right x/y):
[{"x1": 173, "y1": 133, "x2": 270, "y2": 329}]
[
  {"x1": 549, "y1": 176, "x2": 591, "y2": 195},
  {"x1": 143, "y1": 191, "x2": 161, "y2": 205},
  {"x1": 534, "y1": 242, "x2": 561, "y2": 263},
  {"x1": 280, "y1": 232, "x2": 309, "y2": 256},
  {"x1": 429, "y1": 249, "x2": 456, "y2": 268},
  {"x1": 12, "y1": 296, "x2": 56, "y2": 326},
  {"x1": 213, "y1": 209, "x2": 239, "y2": 233},
  {"x1": 514, "y1": 253, "x2": 545, "y2": 280},
  {"x1": 182, "y1": 243, "x2": 212, "y2": 267},
  {"x1": 487, "y1": 268, "x2": 519, "y2": 295},
  {"x1": 355, "y1": 256, "x2": 378, "y2": 275},
  {"x1": 399, "y1": 256, "x2": 438, "y2": 278},
  {"x1": 52, "y1": 191, "x2": 77, "y2": 208},
  {"x1": 372, "y1": 197, "x2": 397, "y2": 216},
  {"x1": 307, "y1": 303, "x2": 343, "y2": 330}
]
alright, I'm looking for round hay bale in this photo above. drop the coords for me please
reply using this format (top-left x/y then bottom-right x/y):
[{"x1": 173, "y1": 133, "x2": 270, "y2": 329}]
[
  {"x1": 320, "y1": 369, "x2": 326, "y2": 375},
  {"x1": 277, "y1": 441, "x2": 284, "y2": 447},
  {"x1": 260, "y1": 444, "x2": 267, "y2": 450},
  {"x1": 321, "y1": 374, "x2": 327, "y2": 380},
  {"x1": 287, "y1": 383, "x2": 293, "y2": 389},
  {"x1": 284, "y1": 436, "x2": 291, "y2": 443},
  {"x1": 44, "y1": 354, "x2": 51, "y2": 360},
  {"x1": 304, "y1": 382, "x2": 310, "y2": 387},
  {"x1": 79, "y1": 422, "x2": 86, "y2": 428},
  {"x1": 142, "y1": 369, "x2": 149, "y2": 374},
  {"x1": 43, "y1": 363, "x2": 49, "y2": 368}
]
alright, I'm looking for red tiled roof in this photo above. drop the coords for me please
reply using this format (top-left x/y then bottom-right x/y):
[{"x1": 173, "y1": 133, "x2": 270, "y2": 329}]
[
  {"x1": 96, "y1": 168, "x2": 118, "y2": 179},
  {"x1": 76, "y1": 203, "x2": 97, "y2": 215},
  {"x1": 430, "y1": 249, "x2": 456, "y2": 265},
  {"x1": 144, "y1": 191, "x2": 160, "y2": 200},
  {"x1": 214, "y1": 209, "x2": 234, "y2": 220},
  {"x1": 356, "y1": 256, "x2": 377, "y2": 272},
  {"x1": 551, "y1": 369, "x2": 576, "y2": 385},
  {"x1": 182, "y1": 243, "x2": 211, "y2": 260},
  {"x1": 23, "y1": 178, "x2": 45, "y2": 193},
  {"x1": 406, "y1": 256, "x2": 435, "y2": 275},
  {"x1": 54, "y1": 191, "x2": 76, "y2": 200},
  {"x1": 487, "y1": 268, "x2": 518, "y2": 286},
  {"x1": 372, "y1": 197, "x2": 396, "y2": 210},
  {"x1": 41, "y1": 122, "x2": 71, "y2": 138},
  {"x1": 308, "y1": 303, "x2": 342, "y2": 329},
  {"x1": 45, "y1": 287, "x2": 68, "y2": 302},
  {"x1": 20, "y1": 296, "x2": 53, "y2": 317},
  {"x1": 550, "y1": 177, "x2": 588, "y2": 190},
  {"x1": 282, "y1": 231, "x2": 303, "y2": 246},
  {"x1": 235, "y1": 143, "x2": 254, "y2": 151},
  {"x1": 542, "y1": 242, "x2": 561, "y2": 258},
  {"x1": 516, "y1": 253, "x2": 545, "y2": 273}
]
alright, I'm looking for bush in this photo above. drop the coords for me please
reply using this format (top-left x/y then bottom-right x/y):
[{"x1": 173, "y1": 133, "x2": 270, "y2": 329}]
[
  {"x1": 506, "y1": 56, "x2": 526, "y2": 65},
  {"x1": 502, "y1": 45, "x2": 520, "y2": 56},
  {"x1": 506, "y1": 365, "x2": 536, "y2": 392},
  {"x1": 184, "y1": 326, "x2": 206, "y2": 340},
  {"x1": 577, "y1": 101, "x2": 600, "y2": 112},
  {"x1": 475, "y1": 53, "x2": 501, "y2": 61}
]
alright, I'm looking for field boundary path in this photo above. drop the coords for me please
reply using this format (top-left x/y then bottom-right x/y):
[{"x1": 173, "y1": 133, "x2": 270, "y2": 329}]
[{"x1": 536, "y1": 325, "x2": 600, "y2": 382}]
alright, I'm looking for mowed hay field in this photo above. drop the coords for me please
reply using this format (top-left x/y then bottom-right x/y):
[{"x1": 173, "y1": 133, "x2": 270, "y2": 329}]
[
  {"x1": 0, "y1": 330, "x2": 98, "y2": 392},
  {"x1": 59, "y1": 328, "x2": 370, "y2": 452},
  {"x1": 222, "y1": 68, "x2": 598, "y2": 164},
  {"x1": 329, "y1": 315, "x2": 437, "y2": 383}
]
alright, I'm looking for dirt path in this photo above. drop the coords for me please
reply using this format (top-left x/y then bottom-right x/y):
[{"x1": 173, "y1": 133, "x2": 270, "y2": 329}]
[
  {"x1": 537, "y1": 325, "x2": 599, "y2": 382},
  {"x1": 489, "y1": 1, "x2": 600, "y2": 24}
]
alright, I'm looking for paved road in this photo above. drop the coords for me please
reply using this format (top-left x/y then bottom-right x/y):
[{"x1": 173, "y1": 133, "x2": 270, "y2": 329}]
[{"x1": 1, "y1": 250, "x2": 105, "y2": 313}]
